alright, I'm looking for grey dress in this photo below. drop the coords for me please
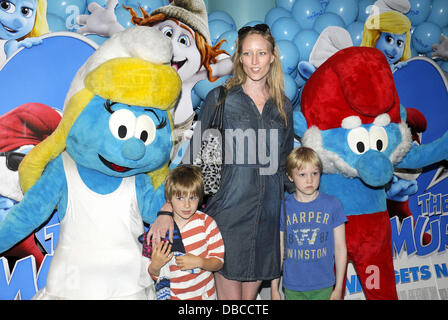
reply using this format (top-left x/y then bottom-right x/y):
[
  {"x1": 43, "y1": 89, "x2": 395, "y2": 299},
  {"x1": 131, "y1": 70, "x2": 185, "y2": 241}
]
[{"x1": 184, "y1": 85, "x2": 294, "y2": 281}]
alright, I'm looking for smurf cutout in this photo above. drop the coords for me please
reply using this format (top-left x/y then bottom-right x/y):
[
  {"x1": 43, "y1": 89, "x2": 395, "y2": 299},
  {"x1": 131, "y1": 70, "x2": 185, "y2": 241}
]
[
  {"x1": 361, "y1": 0, "x2": 412, "y2": 72},
  {"x1": 76, "y1": 0, "x2": 232, "y2": 150},
  {"x1": 294, "y1": 45, "x2": 448, "y2": 299},
  {"x1": 0, "y1": 26, "x2": 181, "y2": 299},
  {"x1": 0, "y1": 0, "x2": 48, "y2": 62},
  {"x1": 0, "y1": 102, "x2": 60, "y2": 269}
]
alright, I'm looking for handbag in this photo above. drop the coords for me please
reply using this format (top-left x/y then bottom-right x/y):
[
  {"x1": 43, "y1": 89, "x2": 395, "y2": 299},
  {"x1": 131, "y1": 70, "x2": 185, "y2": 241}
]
[{"x1": 193, "y1": 86, "x2": 226, "y2": 196}]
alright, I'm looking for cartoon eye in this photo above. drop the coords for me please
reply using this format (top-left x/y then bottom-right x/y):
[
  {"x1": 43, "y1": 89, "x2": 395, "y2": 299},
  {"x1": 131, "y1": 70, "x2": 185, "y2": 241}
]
[
  {"x1": 369, "y1": 126, "x2": 388, "y2": 152},
  {"x1": 178, "y1": 34, "x2": 191, "y2": 47},
  {"x1": 134, "y1": 115, "x2": 156, "y2": 146},
  {"x1": 109, "y1": 109, "x2": 136, "y2": 141},
  {"x1": 347, "y1": 127, "x2": 369, "y2": 155},
  {"x1": 385, "y1": 35, "x2": 394, "y2": 45},
  {"x1": 396, "y1": 40, "x2": 404, "y2": 48},
  {"x1": 161, "y1": 26, "x2": 173, "y2": 38},
  {"x1": 0, "y1": 1, "x2": 15, "y2": 13},
  {"x1": 21, "y1": 7, "x2": 33, "y2": 18}
]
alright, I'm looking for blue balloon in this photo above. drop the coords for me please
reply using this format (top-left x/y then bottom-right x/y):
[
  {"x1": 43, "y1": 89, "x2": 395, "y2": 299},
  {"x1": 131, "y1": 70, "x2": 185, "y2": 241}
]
[
  {"x1": 209, "y1": 10, "x2": 236, "y2": 30},
  {"x1": 313, "y1": 12, "x2": 345, "y2": 34},
  {"x1": 406, "y1": 0, "x2": 432, "y2": 26},
  {"x1": 242, "y1": 20, "x2": 266, "y2": 27},
  {"x1": 293, "y1": 29, "x2": 319, "y2": 61},
  {"x1": 347, "y1": 21, "x2": 365, "y2": 46},
  {"x1": 325, "y1": 0, "x2": 358, "y2": 26},
  {"x1": 86, "y1": 33, "x2": 108, "y2": 45},
  {"x1": 271, "y1": 17, "x2": 301, "y2": 41},
  {"x1": 320, "y1": 0, "x2": 330, "y2": 10},
  {"x1": 440, "y1": 61, "x2": 448, "y2": 73},
  {"x1": 357, "y1": 0, "x2": 375, "y2": 23},
  {"x1": 427, "y1": 0, "x2": 448, "y2": 28},
  {"x1": 412, "y1": 22, "x2": 442, "y2": 53},
  {"x1": 115, "y1": 5, "x2": 133, "y2": 29},
  {"x1": 87, "y1": 0, "x2": 107, "y2": 8},
  {"x1": 284, "y1": 73, "x2": 299, "y2": 103},
  {"x1": 209, "y1": 19, "x2": 233, "y2": 46},
  {"x1": 216, "y1": 30, "x2": 238, "y2": 56},
  {"x1": 47, "y1": 13, "x2": 68, "y2": 32},
  {"x1": 276, "y1": 40, "x2": 300, "y2": 74},
  {"x1": 292, "y1": 0, "x2": 324, "y2": 29},
  {"x1": 125, "y1": 0, "x2": 165, "y2": 13},
  {"x1": 48, "y1": 0, "x2": 87, "y2": 20},
  {"x1": 194, "y1": 75, "x2": 231, "y2": 100},
  {"x1": 276, "y1": 0, "x2": 296, "y2": 11},
  {"x1": 265, "y1": 7, "x2": 292, "y2": 28},
  {"x1": 443, "y1": 26, "x2": 448, "y2": 36}
]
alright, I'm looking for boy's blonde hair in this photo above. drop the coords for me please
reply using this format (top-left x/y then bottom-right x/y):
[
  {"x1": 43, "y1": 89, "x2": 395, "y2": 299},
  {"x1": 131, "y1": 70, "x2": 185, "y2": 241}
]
[
  {"x1": 165, "y1": 165, "x2": 204, "y2": 202},
  {"x1": 285, "y1": 147, "x2": 323, "y2": 177}
]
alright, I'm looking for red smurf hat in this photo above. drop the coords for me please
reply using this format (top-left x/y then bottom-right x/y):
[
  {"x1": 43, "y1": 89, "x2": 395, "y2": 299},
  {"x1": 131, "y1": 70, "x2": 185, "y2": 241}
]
[
  {"x1": 0, "y1": 103, "x2": 61, "y2": 152},
  {"x1": 301, "y1": 46, "x2": 401, "y2": 131}
]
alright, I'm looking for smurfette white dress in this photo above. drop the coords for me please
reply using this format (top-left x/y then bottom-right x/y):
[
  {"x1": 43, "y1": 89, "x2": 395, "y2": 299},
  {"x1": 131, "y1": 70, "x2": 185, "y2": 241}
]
[{"x1": 33, "y1": 152, "x2": 154, "y2": 299}]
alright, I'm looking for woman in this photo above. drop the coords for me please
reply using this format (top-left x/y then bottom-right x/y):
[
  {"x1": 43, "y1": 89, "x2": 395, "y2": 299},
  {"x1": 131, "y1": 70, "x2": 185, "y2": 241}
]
[{"x1": 150, "y1": 24, "x2": 294, "y2": 300}]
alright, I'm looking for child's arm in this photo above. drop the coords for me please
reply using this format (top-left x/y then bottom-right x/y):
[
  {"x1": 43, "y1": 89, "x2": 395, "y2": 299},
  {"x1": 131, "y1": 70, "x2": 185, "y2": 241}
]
[
  {"x1": 175, "y1": 254, "x2": 223, "y2": 272},
  {"x1": 330, "y1": 224, "x2": 347, "y2": 300},
  {"x1": 148, "y1": 241, "x2": 173, "y2": 277},
  {"x1": 271, "y1": 230, "x2": 285, "y2": 300}
]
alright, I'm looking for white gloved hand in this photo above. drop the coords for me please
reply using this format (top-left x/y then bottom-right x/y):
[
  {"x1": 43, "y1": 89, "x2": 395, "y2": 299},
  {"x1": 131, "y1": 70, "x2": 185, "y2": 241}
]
[{"x1": 76, "y1": 0, "x2": 124, "y2": 37}]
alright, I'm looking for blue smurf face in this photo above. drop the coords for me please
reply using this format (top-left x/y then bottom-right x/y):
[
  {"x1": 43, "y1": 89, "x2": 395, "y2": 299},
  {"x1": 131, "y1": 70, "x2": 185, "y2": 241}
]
[
  {"x1": 375, "y1": 32, "x2": 406, "y2": 65},
  {"x1": 66, "y1": 95, "x2": 173, "y2": 177},
  {"x1": 320, "y1": 121, "x2": 403, "y2": 187},
  {"x1": 0, "y1": 0, "x2": 37, "y2": 40}
]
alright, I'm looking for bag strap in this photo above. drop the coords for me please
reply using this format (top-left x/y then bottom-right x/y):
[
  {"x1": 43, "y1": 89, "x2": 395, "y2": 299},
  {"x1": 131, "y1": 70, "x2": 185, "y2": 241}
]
[{"x1": 210, "y1": 86, "x2": 226, "y2": 131}]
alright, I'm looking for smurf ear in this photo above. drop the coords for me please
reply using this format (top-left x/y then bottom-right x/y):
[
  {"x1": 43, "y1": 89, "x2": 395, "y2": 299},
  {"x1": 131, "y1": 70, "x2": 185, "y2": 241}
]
[{"x1": 298, "y1": 61, "x2": 316, "y2": 80}]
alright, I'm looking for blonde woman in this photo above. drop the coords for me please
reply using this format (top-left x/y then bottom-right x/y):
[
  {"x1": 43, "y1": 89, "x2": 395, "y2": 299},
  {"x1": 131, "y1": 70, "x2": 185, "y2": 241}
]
[{"x1": 361, "y1": 10, "x2": 412, "y2": 71}]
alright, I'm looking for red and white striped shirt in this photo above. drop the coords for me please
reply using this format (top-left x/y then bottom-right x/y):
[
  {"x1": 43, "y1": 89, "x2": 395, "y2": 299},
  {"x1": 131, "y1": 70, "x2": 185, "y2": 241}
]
[{"x1": 169, "y1": 211, "x2": 224, "y2": 300}]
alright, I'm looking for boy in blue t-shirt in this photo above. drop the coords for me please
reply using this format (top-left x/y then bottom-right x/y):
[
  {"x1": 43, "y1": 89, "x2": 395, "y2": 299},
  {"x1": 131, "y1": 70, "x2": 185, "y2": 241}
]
[{"x1": 271, "y1": 147, "x2": 347, "y2": 300}]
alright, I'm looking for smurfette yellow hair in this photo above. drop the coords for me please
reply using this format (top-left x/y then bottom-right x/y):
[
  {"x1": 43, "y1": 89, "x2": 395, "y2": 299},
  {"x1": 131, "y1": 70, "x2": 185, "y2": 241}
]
[
  {"x1": 19, "y1": 56, "x2": 181, "y2": 193},
  {"x1": 361, "y1": 11, "x2": 412, "y2": 62},
  {"x1": 26, "y1": 0, "x2": 49, "y2": 39}
]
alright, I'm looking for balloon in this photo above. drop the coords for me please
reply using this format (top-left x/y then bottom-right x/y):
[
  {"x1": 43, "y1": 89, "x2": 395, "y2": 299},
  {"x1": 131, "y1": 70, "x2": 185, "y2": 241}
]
[
  {"x1": 209, "y1": 10, "x2": 237, "y2": 30},
  {"x1": 325, "y1": 0, "x2": 358, "y2": 26},
  {"x1": 276, "y1": 0, "x2": 296, "y2": 11},
  {"x1": 284, "y1": 73, "x2": 299, "y2": 103},
  {"x1": 242, "y1": 20, "x2": 265, "y2": 27},
  {"x1": 86, "y1": 34, "x2": 109, "y2": 45},
  {"x1": 194, "y1": 75, "x2": 231, "y2": 100},
  {"x1": 271, "y1": 17, "x2": 301, "y2": 41},
  {"x1": 47, "y1": 13, "x2": 68, "y2": 32},
  {"x1": 209, "y1": 19, "x2": 233, "y2": 46},
  {"x1": 48, "y1": 0, "x2": 87, "y2": 20},
  {"x1": 216, "y1": 30, "x2": 238, "y2": 56},
  {"x1": 291, "y1": 0, "x2": 324, "y2": 29},
  {"x1": 412, "y1": 22, "x2": 442, "y2": 53},
  {"x1": 312, "y1": 12, "x2": 345, "y2": 34},
  {"x1": 443, "y1": 27, "x2": 448, "y2": 37},
  {"x1": 265, "y1": 7, "x2": 292, "y2": 28},
  {"x1": 125, "y1": 0, "x2": 165, "y2": 13},
  {"x1": 347, "y1": 21, "x2": 365, "y2": 46},
  {"x1": 292, "y1": 29, "x2": 319, "y2": 61},
  {"x1": 406, "y1": 0, "x2": 432, "y2": 26},
  {"x1": 357, "y1": 0, "x2": 375, "y2": 22},
  {"x1": 427, "y1": 0, "x2": 448, "y2": 28},
  {"x1": 320, "y1": 0, "x2": 329, "y2": 10},
  {"x1": 440, "y1": 61, "x2": 448, "y2": 73},
  {"x1": 276, "y1": 40, "x2": 300, "y2": 74},
  {"x1": 115, "y1": 5, "x2": 134, "y2": 29}
]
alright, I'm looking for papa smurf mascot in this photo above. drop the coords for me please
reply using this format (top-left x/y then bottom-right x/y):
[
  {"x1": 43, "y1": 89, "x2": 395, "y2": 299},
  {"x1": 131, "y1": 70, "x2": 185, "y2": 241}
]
[
  {"x1": 294, "y1": 45, "x2": 448, "y2": 300},
  {"x1": 0, "y1": 26, "x2": 181, "y2": 299}
]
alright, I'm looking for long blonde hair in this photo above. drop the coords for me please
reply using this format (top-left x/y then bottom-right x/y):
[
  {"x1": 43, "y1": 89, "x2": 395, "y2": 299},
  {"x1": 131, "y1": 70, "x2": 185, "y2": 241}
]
[
  {"x1": 361, "y1": 11, "x2": 412, "y2": 62},
  {"x1": 227, "y1": 26, "x2": 288, "y2": 125}
]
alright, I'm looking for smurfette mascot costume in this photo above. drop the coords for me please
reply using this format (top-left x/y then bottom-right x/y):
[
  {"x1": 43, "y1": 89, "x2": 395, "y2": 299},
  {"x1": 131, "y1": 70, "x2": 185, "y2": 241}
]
[{"x1": 0, "y1": 26, "x2": 181, "y2": 299}]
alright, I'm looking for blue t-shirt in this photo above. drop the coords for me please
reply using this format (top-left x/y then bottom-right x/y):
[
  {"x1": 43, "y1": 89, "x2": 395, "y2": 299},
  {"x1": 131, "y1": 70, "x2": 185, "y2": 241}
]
[{"x1": 280, "y1": 192, "x2": 347, "y2": 291}]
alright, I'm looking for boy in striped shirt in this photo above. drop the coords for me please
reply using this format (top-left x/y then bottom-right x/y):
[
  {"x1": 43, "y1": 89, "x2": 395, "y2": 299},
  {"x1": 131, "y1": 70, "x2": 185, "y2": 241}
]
[{"x1": 147, "y1": 165, "x2": 225, "y2": 300}]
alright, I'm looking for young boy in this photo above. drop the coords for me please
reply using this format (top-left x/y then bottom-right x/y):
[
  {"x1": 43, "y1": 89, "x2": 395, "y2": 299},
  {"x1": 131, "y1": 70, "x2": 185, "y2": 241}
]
[
  {"x1": 147, "y1": 165, "x2": 225, "y2": 300},
  {"x1": 271, "y1": 147, "x2": 347, "y2": 300}
]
